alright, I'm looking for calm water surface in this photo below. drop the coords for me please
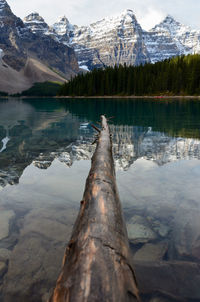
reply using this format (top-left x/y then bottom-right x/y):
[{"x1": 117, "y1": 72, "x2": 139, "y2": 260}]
[{"x1": 0, "y1": 98, "x2": 200, "y2": 302}]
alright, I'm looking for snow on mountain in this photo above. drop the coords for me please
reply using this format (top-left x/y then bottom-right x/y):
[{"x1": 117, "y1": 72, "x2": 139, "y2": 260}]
[
  {"x1": 24, "y1": 12, "x2": 49, "y2": 35},
  {"x1": 22, "y1": 9, "x2": 200, "y2": 70},
  {"x1": 51, "y1": 9, "x2": 149, "y2": 70},
  {"x1": 151, "y1": 15, "x2": 192, "y2": 54},
  {"x1": 50, "y1": 16, "x2": 75, "y2": 45},
  {"x1": 143, "y1": 16, "x2": 182, "y2": 63},
  {"x1": 154, "y1": 15, "x2": 200, "y2": 54},
  {"x1": 0, "y1": 48, "x2": 4, "y2": 59},
  {"x1": 77, "y1": 9, "x2": 149, "y2": 69},
  {"x1": 51, "y1": 16, "x2": 74, "y2": 37},
  {"x1": 144, "y1": 15, "x2": 200, "y2": 63},
  {"x1": 0, "y1": 0, "x2": 13, "y2": 21},
  {"x1": 0, "y1": 0, "x2": 7, "y2": 11},
  {"x1": 0, "y1": 0, "x2": 79, "y2": 92},
  {"x1": 51, "y1": 10, "x2": 200, "y2": 69}
]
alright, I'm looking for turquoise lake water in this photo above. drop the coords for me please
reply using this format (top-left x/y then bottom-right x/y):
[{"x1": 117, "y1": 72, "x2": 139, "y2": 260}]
[{"x1": 0, "y1": 98, "x2": 200, "y2": 302}]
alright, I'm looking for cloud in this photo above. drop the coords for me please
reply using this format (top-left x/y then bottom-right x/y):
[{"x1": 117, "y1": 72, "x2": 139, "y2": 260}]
[
  {"x1": 137, "y1": 8, "x2": 165, "y2": 30},
  {"x1": 8, "y1": 0, "x2": 200, "y2": 30}
]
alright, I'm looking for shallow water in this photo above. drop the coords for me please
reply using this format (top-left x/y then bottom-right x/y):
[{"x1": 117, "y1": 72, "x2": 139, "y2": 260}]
[{"x1": 0, "y1": 98, "x2": 200, "y2": 302}]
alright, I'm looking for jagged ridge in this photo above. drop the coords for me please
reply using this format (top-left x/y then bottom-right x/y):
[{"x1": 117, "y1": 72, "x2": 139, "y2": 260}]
[
  {"x1": 23, "y1": 9, "x2": 200, "y2": 71},
  {"x1": 2, "y1": 1, "x2": 200, "y2": 82},
  {"x1": 0, "y1": 0, "x2": 79, "y2": 93}
]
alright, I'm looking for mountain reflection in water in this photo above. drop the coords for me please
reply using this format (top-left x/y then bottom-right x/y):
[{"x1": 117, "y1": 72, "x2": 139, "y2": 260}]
[{"x1": 0, "y1": 98, "x2": 200, "y2": 302}]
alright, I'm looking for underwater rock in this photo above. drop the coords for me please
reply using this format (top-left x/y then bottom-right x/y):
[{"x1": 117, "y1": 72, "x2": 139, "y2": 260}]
[
  {"x1": 133, "y1": 242, "x2": 168, "y2": 262},
  {"x1": 135, "y1": 260, "x2": 200, "y2": 301},
  {"x1": 147, "y1": 217, "x2": 170, "y2": 237},
  {"x1": 0, "y1": 210, "x2": 15, "y2": 240},
  {"x1": 149, "y1": 295, "x2": 177, "y2": 302},
  {"x1": 1, "y1": 206, "x2": 77, "y2": 302},
  {"x1": 0, "y1": 248, "x2": 11, "y2": 261},
  {"x1": 127, "y1": 215, "x2": 157, "y2": 243},
  {"x1": 172, "y1": 208, "x2": 200, "y2": 260},
  {"x1": 0, "y1": 261, "x2": 6, "y2": 278}
]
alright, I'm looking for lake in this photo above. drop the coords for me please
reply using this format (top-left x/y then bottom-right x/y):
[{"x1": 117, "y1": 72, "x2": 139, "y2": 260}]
[{"x1": 0, "y1": 97, "x2": 200, "y2": 302}]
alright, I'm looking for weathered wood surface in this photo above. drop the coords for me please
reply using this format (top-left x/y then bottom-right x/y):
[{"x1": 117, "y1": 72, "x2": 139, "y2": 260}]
[{"x1": 49, "y1": 115, "x2": 140, "y2": 302}]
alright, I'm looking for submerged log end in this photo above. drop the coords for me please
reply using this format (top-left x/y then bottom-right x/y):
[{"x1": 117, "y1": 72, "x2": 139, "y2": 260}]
[{"x1": 49, "y1": 242, "x2": 140, "y2": 302}]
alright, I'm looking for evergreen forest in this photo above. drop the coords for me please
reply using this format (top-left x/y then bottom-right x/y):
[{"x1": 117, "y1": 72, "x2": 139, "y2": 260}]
[
  {"x1": 12, "y1": 82, "x2": 62, "y2": 97},
  {"x1": 58, "y1": 54, "x2": 200, "y2": 96}
]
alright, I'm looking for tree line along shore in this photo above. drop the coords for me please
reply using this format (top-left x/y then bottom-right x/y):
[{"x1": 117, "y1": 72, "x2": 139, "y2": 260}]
[
  {"x1": 1, "y1": 54, "x2": 200, "y2": 97},
  {"x1": 58, "y1": 54, "x2": 200, "y2": 97}
]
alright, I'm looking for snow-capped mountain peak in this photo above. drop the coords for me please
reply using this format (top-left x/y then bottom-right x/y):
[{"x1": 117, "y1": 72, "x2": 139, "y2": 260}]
[
  {"x1": 57, "y1": 15, "x2": 70, "y2": 25},
  {"x1": 150, "y1": 14, "x2": 200, "y2": 55},
  {"x1": 0, "y1": 48, "x2": 4, "y2": 59},
  {"x1": 92, "y1": 8, "x2": 139, "y2": 32},
  {"x1": 21, "y1": 9, "x2": 200, "y2": 71},
  {"x1": 0, "y1": 0, "x2": 12, "y2": 17},
  {"x1": 119, "y1": 9, "x2": 138, "y2": 22},
  {"x1": 109, "y1": 8, "x2": 136, "y2": 20},
  {"x1": 153, "y1": 14, "x2": 190, "y2": 36},
  {"x1": 164, "y1": 14, "x2": 177, "y2": 23},
  {"x1": 24, "y1": 12, "x2": 45, "y2": 23},
  {"x1": 24, "y1": 12, "x2": 49, "y2": 35},
  {"x1": 122, "y1": 8, "x2": 135, "y2": 15},
  {"x1": 0, "y1": 0, "x2": 7, "y2": 9},
  {"x1": 69, "y1": 8, "x2": 149, "y2": 70},
  {"x1": 51, "y1": 15, "x2": 74, "y2": 36}
]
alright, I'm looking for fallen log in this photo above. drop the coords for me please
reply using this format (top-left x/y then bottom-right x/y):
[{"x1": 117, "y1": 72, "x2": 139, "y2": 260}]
[{"x1": 49, "y1": 115, "x2": 140, "y2": 302}]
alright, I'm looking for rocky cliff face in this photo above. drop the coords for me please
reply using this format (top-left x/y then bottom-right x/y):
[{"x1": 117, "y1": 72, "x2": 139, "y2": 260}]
[
  {"x1": 152, "y1": 15, "x2": 200, "y2": 54},
  {"x1": 143, "y1": 17, "x2": 181, "y2": 63},
  {"x1": 51, "y1": 16, "x2": 75, "y2": 46},
  {"x1": 0, "y1": 0, "x2": 27, "y2": 70},
  {"x1": 25, "y1": 9, "x2": 200, "y2": 71},
  {"x1": 144, "y1": 15, "x2": 200, "y2": 63},
  {"x1": 70, "y1": 10, "x2": 149, "y2": 70},
  {"x1": 2, "y1": 1, "x2": 200, "y2": 86},
  {"x1": 25, "y1": 9, "x2": 149, "y2": 71},
  {"x1": 0, "y1": 0, "x2": 79, "y2": 93},
  {"x1": 50, "y1": 9, "x2": 150, "y2": 70},
  {"x1": 23, "y1": 12, "x2": 49, "y2": 35}
]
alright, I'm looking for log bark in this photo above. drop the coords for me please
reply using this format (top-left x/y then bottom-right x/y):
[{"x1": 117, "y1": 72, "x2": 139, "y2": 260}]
[{"x1": 49, "y1": 115, "x2": 140, "y2": 302}]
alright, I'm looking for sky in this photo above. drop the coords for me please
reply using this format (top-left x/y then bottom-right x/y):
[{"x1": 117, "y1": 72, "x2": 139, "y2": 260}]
[{"x1": 9, "y1": 0, "x2": 200, "y2": 30}]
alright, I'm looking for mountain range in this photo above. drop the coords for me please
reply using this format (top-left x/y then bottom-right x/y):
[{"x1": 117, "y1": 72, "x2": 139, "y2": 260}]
[
  {"x1": 0, "y1": 0, "x2": 78, "y2": 93},
  {"x1": 24, "y1": 9, "x2": 200, "y2": 70},
  {"x1": 1, "y1": 0, "x2": 200, "y2": 93}
]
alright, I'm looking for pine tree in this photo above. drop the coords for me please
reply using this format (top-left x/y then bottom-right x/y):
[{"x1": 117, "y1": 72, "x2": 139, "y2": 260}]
[{"x1": 57, "y1": 54, "x2": 200, "y2": 97}]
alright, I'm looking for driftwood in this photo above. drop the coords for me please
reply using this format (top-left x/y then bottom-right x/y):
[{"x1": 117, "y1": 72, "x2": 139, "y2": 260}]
[{"x1": 49, "y1": 115, "x2": 140, "y2": 302}]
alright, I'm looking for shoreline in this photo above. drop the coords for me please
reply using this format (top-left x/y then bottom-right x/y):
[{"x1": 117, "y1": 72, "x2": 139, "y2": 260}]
[
  {"x1": 1, "y1": 95, "x2": 200, "y2": 99},
  {"x1": 54, "y1": 95, "x2": 200, "y2": 99}
]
